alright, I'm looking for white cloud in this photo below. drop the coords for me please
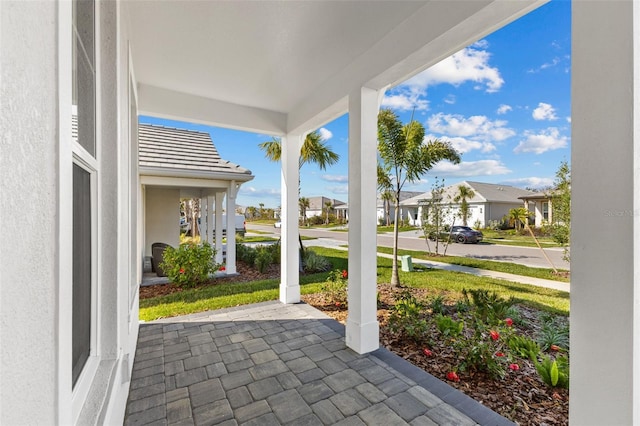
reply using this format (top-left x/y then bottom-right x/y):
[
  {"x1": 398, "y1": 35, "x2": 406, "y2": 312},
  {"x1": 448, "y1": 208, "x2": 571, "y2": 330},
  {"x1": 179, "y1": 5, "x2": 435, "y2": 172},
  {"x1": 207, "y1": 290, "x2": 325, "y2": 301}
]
[
  {"x1": 527, "y1": 57, "x2": 561, "y2": 73},
  {"x1": 381, "y1": 91, "x2": 429, "y2": 112},
  {"x1": 239, "y1": 186, "x2": 281, "y2": 198},
  {"x1": 424, "y1": 134, "x2": 495, "y2": 155},
  {"x1": 514, "y1": 127, "x2": 568, "y2": 154},
  {"x1": 497, "y1": 104, "x2": 512, "y2": 115},
  {"x1": 321, "y1": 174, "x2": 348, "y2": 183},
  {"x1": 404, "y1": 46, "x2": 504, "y2": 93},
  {"x1": 318, "y1": 127, "x2": 333, "y2": 140},
  {"x1": 532, "y1": 102, "x2": 558, "y2": 121},
  {"x1": 443, "y1": 94, "x2": 456, "y2": 105},
  {"x1": 326, "y1": 185, "x2": 349, "y2": 195},
  {"x1": 472, "y1": 39, "x2": 489, "y2": 49},
  {"x1": 566, "y1": 116, "x2": 572, "y2": 123},
  {"x1": 501, "y1": 177, "x2": 554, "y2": 190},
  {"x1": 431, "y1": 160, "x2": 511, "y2": 177},
  {"x1": 427, "y1": 113, "x2": 515, "y2": 142}
]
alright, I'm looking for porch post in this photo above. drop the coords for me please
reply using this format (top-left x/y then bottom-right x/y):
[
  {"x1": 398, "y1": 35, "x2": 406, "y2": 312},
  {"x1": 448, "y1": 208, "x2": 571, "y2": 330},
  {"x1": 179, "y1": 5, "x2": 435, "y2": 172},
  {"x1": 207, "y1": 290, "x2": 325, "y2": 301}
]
[
  {"x1": 571, "y1": 1, "x2": 640, "y2": 424},
  {"x1": 225, "y1": 182, "x2": 237, "y2": 274},
  {"x1": 214, "y1": 192, "x2": 224, "y2": 265},
  {"x1": 206, "y1": 195, "x2": 214, "y2": 246},
  {"x1": 346, "y1": 86, "x2": 380, "y2": 354},
  {"x1": 280, "y1": 132, "x2": 302, "y2": 303}
]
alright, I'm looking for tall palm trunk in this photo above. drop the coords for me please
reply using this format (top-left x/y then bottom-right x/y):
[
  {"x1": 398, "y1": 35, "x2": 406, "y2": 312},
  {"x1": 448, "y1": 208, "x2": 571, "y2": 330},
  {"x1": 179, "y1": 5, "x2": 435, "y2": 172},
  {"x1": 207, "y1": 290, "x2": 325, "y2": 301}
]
[{"x1": 391, "y1": 197, "x2": 401, "y2": 286}]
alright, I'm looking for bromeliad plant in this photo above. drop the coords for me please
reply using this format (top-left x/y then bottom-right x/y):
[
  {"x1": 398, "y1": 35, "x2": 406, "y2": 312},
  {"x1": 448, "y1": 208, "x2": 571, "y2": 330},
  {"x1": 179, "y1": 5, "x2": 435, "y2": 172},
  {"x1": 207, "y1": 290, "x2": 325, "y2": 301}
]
[
  {"x1": 161, "y1": 242, "x2": 219, "y2": 288},
  {"x1": 388, "y1": 291, "x2": 429, "y2": 343},
  {"x1": 535, "y1": 355, "x2": 569, "y2": 389}
]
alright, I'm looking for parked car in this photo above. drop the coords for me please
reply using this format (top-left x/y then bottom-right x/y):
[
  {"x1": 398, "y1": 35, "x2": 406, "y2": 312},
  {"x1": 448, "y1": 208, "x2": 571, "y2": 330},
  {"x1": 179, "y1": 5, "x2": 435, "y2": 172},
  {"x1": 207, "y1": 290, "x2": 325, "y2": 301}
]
[{"x1": 429, "y1": 226, "x2": 483, "y2": 244}]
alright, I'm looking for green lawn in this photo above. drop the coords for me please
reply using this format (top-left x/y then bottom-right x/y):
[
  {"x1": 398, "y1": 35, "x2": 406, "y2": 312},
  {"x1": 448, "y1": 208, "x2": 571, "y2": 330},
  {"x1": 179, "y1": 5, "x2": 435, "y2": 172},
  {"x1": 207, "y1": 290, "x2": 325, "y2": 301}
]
[
  {"x1": 140, "y1": 247, "x2": 568, "y2": 321},
  {"x1": 240, "y1": 236, "x2": 279, "y2": 243},
  {"x1": 375, "y1": 246, "x2": 569, "y2": 282},
  {"x1": 480, "y1": 229, "x2": 561, "y2": 248},
  {"x1": 377, "y1": 225, "x2": 418, "y2": 233}
]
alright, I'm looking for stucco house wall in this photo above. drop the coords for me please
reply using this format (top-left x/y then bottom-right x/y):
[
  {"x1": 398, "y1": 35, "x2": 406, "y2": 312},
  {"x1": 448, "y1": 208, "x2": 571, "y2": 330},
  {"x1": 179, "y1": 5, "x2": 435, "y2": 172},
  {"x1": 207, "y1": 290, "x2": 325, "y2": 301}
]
[{"x1": 144, "y1": 187, "x2": 180, "y2": 255}]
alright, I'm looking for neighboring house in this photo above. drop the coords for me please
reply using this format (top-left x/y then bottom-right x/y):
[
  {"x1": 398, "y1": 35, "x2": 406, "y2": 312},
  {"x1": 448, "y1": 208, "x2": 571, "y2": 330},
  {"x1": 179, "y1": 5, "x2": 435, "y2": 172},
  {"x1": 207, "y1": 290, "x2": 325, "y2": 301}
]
[
  {"x1": 3, "y1": 2, "x2": 638, "y2": 425},
  {"x1": 139, "y1": 124, "x2": 254, "y2": 271},
  {"x1": 519, "y1": 192, "x2": 554, "y2": 228},
  {"x1": 303, "y1": 196, "x2": 345, "y2": 220},
  {"x1": 377, "y1": 191, "x2": 423, "y2": 225},
  {"x1": 400, "y1": 181, "x2": 536, "y2": 228}
]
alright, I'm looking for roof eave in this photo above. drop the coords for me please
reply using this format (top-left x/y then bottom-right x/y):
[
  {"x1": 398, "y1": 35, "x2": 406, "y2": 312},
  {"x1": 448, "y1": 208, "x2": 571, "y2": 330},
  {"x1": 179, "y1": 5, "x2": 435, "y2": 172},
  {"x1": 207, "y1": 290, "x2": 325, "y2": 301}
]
[{"x1": 139, "y1": 166, "x2": 255, "y2": 183}]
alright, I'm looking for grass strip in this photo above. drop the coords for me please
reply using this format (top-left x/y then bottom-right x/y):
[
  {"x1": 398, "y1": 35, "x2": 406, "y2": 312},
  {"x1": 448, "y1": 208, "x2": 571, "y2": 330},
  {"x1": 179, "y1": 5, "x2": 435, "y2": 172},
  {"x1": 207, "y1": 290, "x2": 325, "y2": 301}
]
[
  {"x1": 375, "y1": 246, "x2": 569, "y2": 282},
  {"x1": 139, "y1": 247, "x2": 567, "y2": 321}
]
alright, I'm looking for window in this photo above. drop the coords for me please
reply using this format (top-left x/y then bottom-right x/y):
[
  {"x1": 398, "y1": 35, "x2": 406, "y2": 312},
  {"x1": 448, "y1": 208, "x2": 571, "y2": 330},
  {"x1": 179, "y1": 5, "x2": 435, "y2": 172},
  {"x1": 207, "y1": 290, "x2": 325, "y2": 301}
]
[
  {"x1": 542, "y1": 202, "x2": 549, "y2": 221},
  {"x1": 71, "y1": 0, "x2": 96, "y2": 388}
]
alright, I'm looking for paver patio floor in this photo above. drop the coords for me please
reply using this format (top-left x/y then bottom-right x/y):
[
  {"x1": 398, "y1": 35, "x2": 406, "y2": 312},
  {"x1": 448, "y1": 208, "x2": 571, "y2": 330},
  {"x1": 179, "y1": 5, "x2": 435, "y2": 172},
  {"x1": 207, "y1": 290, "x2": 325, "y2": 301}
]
[{"x1": 125, "y1": 301, "x2": 514, "y2": 426}]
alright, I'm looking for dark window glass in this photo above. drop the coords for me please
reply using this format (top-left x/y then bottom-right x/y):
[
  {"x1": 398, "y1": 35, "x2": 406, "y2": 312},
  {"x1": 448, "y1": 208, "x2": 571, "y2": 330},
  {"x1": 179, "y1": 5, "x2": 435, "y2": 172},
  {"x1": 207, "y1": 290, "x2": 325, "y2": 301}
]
[
  {"x1": 72, "y1": 164, "x2": 92, "y2": 386},
  {"x1": 72, "y1": 0, "x2": 95, "y2": 156}
]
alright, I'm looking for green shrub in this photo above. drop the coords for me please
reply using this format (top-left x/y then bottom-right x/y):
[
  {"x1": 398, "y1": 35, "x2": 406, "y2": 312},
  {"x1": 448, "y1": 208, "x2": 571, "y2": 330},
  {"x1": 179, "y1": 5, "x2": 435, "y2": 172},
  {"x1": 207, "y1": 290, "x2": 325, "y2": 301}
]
[
  {"x1": 388, "y1": 291, "x2": 428, "y2": 342},
  {"x1": 322, "y1": 269, "x2": 348, "y2": 306},
  {"x1": 302, "y1": 249, "x2": 331, "y2": 272},
  {"x1": 536, "y1": 322, "x2": 570, "y2": 351},
  {"x1": 161, "y1": 242, "x2": 218, "y2": 288},
  {"x1": 508, "y1": 335, "x2": 541, "y2": 361},
  {"x1": 435, "y1": 314, "x2": 463, "y2": 338},
  {"x1": 430, "y1": 295, "x2": 447, "y2": 315},
  {"x1": 463, "y1": 288, "x2": 515, "y2": 324},
  {"x1": 255, "y1": 247, "x2": 272, "y2": 273}
]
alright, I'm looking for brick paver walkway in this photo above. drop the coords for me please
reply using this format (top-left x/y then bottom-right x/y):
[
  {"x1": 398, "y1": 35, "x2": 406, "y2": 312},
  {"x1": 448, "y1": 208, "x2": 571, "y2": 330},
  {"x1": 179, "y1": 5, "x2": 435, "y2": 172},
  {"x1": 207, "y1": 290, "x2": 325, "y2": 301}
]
[{"x1": 125, "y1": 301, "x2": 514, "y2": 426}]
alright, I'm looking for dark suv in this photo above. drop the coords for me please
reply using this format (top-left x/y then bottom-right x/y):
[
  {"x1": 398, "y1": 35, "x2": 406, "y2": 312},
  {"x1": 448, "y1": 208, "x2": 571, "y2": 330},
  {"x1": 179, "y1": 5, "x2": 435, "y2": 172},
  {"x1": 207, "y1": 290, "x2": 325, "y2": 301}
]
[{"x1": 429, "y1": 226, "x2": 483, "y2": 244}]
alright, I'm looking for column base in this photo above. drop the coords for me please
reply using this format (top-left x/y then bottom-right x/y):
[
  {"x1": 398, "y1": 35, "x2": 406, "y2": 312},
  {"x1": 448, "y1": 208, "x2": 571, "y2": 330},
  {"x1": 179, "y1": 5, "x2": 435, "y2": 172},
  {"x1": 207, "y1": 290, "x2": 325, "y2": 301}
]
[
  {"x1": 279, "y1": 282, "x2": 300, "y2": 304},
  {"x1": 345, "y1": 318, "x2": 379, "y2": 354}
]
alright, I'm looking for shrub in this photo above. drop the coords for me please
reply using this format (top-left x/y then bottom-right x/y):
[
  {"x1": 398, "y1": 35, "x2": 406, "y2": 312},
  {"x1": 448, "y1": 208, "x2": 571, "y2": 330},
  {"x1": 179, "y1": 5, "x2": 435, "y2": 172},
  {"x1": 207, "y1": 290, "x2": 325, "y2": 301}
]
[
  {"x1": 302, "y1": 249, "x2": 331, "y2": 272},
  {"x1": 255, "y1": 247, "x2": 272, "y2": 273},
  {"x1": 508, "y1": 335, "x2": 541, "y2": 361},
  {"x1": 161, "y1": 242, "x2": 218, "y2": 288},
  {"x1": 430, "y1": 295, "x2": 447, "y2": 315},
  {"x1": 463, "y1": 288, "x2": 515, "y2": 324},
  {"x1": 435, "y1": 314, "x2": 464, "y2": 338},
  {"x1": 389, "y1": 291, "x2": 428, "y2": 343},
  {"x1": 536, "y1": 321, "x2": 570, "y2": 351},
  {"x1": 322, "y1": 269, "x2": 348, "y2": 307}
]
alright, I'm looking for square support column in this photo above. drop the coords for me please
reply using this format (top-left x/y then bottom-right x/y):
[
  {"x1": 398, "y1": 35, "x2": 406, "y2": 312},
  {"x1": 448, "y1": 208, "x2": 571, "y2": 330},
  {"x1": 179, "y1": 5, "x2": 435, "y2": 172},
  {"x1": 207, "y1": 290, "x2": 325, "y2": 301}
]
[
  {"x1": 346, "y1": 87, "x2": 380, "y2": 354},
  {"x1": 206, "y1": 195, "x2": 214, "y2": 246},
  {"x1": 225, "y1": 182, "x2": 237, "y2": 274},
  {"x1": 214, "y1": 192, "x2": 224, "y2": 265},
  {"x1": 571, "y1": 1, "x2": 640, "y2": 424},
  {"x1": 280, "y1": 133, "x2": 303, "y2": 303}
]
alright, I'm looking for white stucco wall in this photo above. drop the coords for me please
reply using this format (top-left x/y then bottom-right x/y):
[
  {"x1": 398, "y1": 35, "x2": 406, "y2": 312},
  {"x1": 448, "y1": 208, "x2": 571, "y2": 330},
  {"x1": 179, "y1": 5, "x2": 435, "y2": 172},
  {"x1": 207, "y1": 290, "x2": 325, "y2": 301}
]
[
  {"x1": 571, "y1": 1, "x2": 639, "y2": 424},
  {"x1": 0, "y1": 2, "x2": 59, "y2": 423},
  {"x1": 144, "y1": 187, "x2": 180, "y2": 255}
]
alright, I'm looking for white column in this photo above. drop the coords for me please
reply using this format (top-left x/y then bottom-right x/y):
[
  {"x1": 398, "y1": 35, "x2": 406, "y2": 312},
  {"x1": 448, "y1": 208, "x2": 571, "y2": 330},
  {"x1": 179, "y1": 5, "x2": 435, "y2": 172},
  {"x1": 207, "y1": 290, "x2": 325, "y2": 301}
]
[
  {"x1": 346, "y1": 86, "x2": 380, "y2": 354},
  {"x1": 571, "y1": 2, "x2": 640, "y2": 424},
  {"x1": 206, "y1": 195, "x2": 214, "y2": 246},
  {"x1": 225, "y1": 182, "x2": 237, "y2": 274},
  {"x1": 280, "y1": 133, "x2": 303, "y2": 303},
  {"x1": 214, "y1": 192, "x2": 224, "y2": 265}
]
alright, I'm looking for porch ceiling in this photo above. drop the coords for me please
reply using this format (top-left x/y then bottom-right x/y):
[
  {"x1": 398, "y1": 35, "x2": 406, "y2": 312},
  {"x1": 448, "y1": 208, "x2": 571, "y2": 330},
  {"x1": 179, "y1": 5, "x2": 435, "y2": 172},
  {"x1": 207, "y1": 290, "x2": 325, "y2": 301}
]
[{"x1": 128, "y1": 0, "x2": 545, "y2": 135}]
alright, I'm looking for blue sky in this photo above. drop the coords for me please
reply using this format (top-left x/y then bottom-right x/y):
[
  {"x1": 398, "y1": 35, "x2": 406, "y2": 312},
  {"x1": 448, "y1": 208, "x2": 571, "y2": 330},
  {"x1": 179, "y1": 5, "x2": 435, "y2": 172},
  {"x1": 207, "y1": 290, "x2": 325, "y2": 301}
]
[{"x1": 140, "y1": 0, "x2": 571, "y2": 209}]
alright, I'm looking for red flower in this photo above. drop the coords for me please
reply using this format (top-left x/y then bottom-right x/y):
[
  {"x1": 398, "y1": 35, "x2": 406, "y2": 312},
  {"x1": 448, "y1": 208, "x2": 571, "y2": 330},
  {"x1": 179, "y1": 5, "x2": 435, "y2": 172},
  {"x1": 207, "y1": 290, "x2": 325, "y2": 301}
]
[
  {"x1": 219, "y1": 265, "x2": 226, "y2": 271},
  {"x1": 495, "y1": 352, "x2": 505, "y2": 357},
  {"x1": 550, "y1": 344, "x2": 561, "y2": 351},
  {"x1": 179, "y1": 268, "x2": 185, "y2": 274},
  {"x1": 446, "y1": 371, "x2": 460, "y2": 382},
  {"x1": 422, "y1": 348, "x2": 433, "y2": 357},
  {"x1": 489, "y1": 330, "x2": 500, "y2": 341},
  {"x1": 505, "y1": 318, "x2": 513, "y2": 327},
  {"x1": 341, "y1": 270, "x2": 348, "y2": 279},
  {"x1": 509, "y1": 363, "x2": 520, "y2": 371},
  {"x1": 335, "y1": 302, "x2": 341, "y2": 307}
]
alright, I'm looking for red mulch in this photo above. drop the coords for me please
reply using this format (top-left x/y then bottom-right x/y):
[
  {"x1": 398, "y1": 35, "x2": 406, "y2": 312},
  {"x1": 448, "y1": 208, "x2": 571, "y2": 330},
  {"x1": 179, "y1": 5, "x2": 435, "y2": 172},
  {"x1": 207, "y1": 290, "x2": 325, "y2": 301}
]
[{"x1": 140, "y1": 262, "x2": 568, "y2": 425}]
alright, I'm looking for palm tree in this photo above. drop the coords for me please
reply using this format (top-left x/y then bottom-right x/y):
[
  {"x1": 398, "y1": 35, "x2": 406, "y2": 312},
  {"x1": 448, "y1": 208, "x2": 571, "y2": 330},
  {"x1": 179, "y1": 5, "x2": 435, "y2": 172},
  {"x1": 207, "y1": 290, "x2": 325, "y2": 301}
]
[
  {"x1": 380, "y1": 190, "x2": 394, "y2": 226},
  {"x1": 378, "y1": 108, "x2": 461, "y2": 286},
  {"x1": 299, "y1": 197, "x2": 310, "y2": 225},
  {"x1": 509, "y1": 207, "x2": 529, "y2": 231},
  {"x1": 453, "y1": 185, "x2": 476, "y2": 226},
  {"x1": 259, "y1": 130, "x2": 339, "y2": 255},
  {"x1": 324, "y1": 201, "x2": 333, "y2": 225}
]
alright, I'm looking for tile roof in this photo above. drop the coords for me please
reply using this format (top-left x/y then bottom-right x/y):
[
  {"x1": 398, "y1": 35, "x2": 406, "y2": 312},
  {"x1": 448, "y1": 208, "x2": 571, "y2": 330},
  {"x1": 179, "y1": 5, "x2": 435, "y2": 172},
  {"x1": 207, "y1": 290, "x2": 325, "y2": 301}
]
[
  {"x1": 139, "y1": 124, "x2": 253, "y2": 178},
  {"x1": 400, "y1": 181, "x2": 536, "y2": 205}
]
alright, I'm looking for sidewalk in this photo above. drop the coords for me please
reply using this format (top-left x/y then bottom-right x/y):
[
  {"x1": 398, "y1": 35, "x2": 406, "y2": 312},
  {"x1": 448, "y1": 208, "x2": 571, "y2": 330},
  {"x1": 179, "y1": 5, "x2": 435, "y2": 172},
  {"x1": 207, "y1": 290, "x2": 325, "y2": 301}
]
[{"x1": 304, "y1": 238, "x2": 570, "y2": 293}]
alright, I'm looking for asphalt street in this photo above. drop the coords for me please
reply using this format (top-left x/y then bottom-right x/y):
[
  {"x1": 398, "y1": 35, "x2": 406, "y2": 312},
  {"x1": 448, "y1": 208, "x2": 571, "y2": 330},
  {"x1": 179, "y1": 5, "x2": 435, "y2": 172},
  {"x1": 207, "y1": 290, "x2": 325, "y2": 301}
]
[{"x1": 247, "y1": 223, "x2": 569, "y2": 271}]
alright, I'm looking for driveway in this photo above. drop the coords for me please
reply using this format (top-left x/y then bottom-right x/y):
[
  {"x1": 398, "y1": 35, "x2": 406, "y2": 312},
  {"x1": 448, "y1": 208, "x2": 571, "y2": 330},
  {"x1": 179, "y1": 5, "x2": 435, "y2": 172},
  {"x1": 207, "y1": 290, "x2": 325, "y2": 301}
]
[{"x1": 246, "y1": 224, "x2": 569, "y2": 270}]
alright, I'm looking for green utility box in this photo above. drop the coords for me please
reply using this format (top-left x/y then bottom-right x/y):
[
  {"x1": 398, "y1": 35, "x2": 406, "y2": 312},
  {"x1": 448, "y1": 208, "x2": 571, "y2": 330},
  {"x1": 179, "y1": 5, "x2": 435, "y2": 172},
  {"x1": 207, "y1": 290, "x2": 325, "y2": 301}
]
[{"x1": 401, "y1": 255, "x2": 413, "y2": 272}]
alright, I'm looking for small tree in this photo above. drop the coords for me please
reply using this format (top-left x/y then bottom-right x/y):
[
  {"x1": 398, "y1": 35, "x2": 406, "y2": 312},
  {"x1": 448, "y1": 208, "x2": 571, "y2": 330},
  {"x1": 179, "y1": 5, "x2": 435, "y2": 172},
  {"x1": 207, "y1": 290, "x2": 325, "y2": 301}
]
[
  {"x1": 550, "y1": 161, "x2": 571, "y2": 262},
  {"x1": 509, "y1": 207, "x2": 529, "y2": 232},
  {"x1": 453, "y1": 184, "x2": 476, "y2": 226},
  {"x1": 421, "y1": 178, "x2": 454, "y2": 256},
  {"x1": 509, "y1": 207, "x2": 558, "y2": 272},
  {"x1": 299, "y1": 197, "x2": 310, "y2": 226},
  {"x1": 377, "y1": 108, "x2": 461, "y2": 286}
]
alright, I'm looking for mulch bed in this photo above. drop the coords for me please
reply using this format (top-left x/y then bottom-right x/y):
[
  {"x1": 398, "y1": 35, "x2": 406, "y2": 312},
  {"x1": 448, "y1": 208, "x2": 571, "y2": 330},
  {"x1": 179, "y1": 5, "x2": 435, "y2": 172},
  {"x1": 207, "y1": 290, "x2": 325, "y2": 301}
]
[{"x1": 140, "y1": 262, "x2": 568, "y2": 425}]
